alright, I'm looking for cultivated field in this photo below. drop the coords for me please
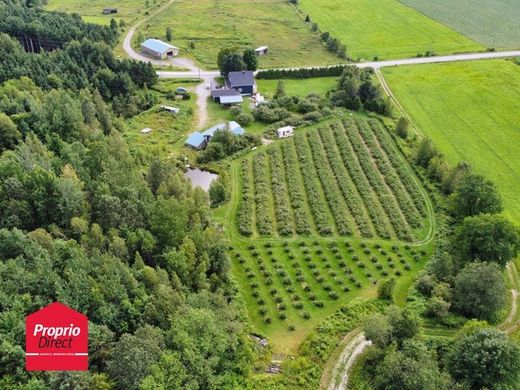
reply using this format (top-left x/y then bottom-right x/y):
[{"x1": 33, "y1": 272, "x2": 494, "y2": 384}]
[
  {"x1": 45, "y1": 0, "x2": 167, "y2": 25},
  {"x1": 399, "y1": 0, "x2": 520, "y2": 49},
  {"x1": 215, "y1": 117, "x2": 434, "y2": 352},
  {"x1": 383, "y1": 59, "x2": 520, "y2": 222},
  {"x1": 297, "y1": 0, "x2": 483, "y2": 60},
  {"x1": 138, "y1": 0, "x2": 340, "y2": 68},
  {"x1": 237, "y1": 118, "x2": 429, "y2": 241},
  {"x1": 256, "y1": 77, "x2": 337, "y2": 98},
  {"x1": 231, "y1": 237, "x2": 428, "y2": 353}
]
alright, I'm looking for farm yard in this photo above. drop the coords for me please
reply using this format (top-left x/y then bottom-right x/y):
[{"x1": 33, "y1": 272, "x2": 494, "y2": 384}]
[
  {"x1": 383, "y1": 59, "x2": 520, "y2": 222},
  {"x1": 297, "y1": 0, "x2": 483, "y2": 60},
  {"x1": 136, "y1": 0, "x2": 340, "y2": 68},
  {"x1": 399, "y1": 0, "x2": 520, "y2": 49},
  {"x1": 236, "y1": 118, "x2": 430, "y2": 241}
]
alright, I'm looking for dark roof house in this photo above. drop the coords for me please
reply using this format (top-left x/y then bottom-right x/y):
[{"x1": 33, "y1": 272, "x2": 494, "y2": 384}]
[{"x1": 227, "y1": 71, "x2": 256, "y2": 95}]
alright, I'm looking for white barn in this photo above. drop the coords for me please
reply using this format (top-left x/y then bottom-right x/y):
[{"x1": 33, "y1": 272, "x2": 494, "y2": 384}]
[
  {"x1": 277, "y1": 126, "x2": 294, "y2": 139},
  {"x1": 141, "y1": 39, "x2": 179, "y2": 59}
]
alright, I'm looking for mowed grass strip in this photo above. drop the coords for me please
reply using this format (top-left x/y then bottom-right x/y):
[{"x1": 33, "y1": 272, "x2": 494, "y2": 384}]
[
  {"x1": 140, "y1": 0, "x2": 339, "y2": 68},
  {"x1": 383, "y1": 59, "x2": 520, "y2": 222},
  {"x1": 298, "y1": 0, "x2": 483, "y2": 60},
  {"x1": 399, "y1": 0, "x2": 520, "y2": 49},
  {"x1": 257, "y1": 77, "x2": 337, "y2": 98}
]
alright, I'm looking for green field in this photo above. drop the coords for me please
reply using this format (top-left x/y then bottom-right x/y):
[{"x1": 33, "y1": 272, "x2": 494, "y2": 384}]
[
  {"x1": 399, "y1": 0, "x2": 520, "y2": 49},
  {"x1": 45, "y1": 0, "x2": 167, "y2": 25},
  {"x1": 139, "y1": 0, "x2": 340, "y2": 68},
  {"x1": 383, "y1": 59, "x2": 520, "y2": 223},
  {"x1": 297, "y1": 0, "x2": 483, "y2": 60},
  {"x1": 214, "y1": 116, "x2": 434, "y2": 353},
  {"x1": 124, "y1": 79, "x2": 196, "y2": 162},
  {"x1": 257, "y1": 77, "x2": 337, "y2": 98}
]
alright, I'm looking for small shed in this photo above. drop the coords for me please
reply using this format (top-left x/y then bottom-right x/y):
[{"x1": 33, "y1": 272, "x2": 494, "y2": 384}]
[
  {"x1": 141, "y1": 39, "x2": 179, "y2": 59},
  {"x1": 185, "y1": 132, "x2": 207, "y2": 150},
  {"x1": 161, "y1": 105, "x2": 180, "y2": 114},
  {"x1": 255, "y1": 46, "x2": 269, "y2": 56},
  {"x1": 277, "y1": 126, "x2": 294, "y2": 139},
  {"x1": 140, "y1": 127, "x2": 152, "y2": 134},
  {"x1": 102, "y1": 8, "x2": 118, "y2": 14},
  {"x1": 219, "y1": 95, "x2": 244, "y2": 106}
]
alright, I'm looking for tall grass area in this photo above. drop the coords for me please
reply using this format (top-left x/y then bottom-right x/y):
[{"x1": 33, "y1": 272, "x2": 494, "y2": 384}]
[
  {"x1": 45, "y1": 0, "x2": 167, "y2": 25},
  {"x1": 297, "y1": 0, "x2": 483, "y2": 60},
  {"x1": 139, "y1": 0, "x2": 339, "y2": 68},
  {"x1": 399, "y1": 0, "x2": 520, "y2": 49},
  {"x1": 383, "y1": 59, "x2": 520, "y2": 222}
]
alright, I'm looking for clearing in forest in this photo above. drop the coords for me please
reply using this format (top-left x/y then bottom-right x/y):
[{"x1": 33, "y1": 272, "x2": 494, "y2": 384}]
[
  {"x1": 383, "y1": 59, "x2": 520, "y2": 223},
  {"x1": 297, "y1": 0, "x2": 483, "y2": 60}
]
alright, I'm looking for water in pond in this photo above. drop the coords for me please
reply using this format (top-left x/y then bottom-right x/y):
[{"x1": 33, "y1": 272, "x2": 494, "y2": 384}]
[{"x1": 184, "y1": 168, "x2": 218, "y2": 192}]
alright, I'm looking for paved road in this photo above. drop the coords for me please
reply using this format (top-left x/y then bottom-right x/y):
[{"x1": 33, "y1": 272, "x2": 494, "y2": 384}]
[{"x1": 154, "y1": 50, "x2": 520, "y2": 79}]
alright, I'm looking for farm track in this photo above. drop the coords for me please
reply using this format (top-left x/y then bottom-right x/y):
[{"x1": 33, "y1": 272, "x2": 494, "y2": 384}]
[{"x1": 499, "y1": 262, "x2": 520, "y2": 335}]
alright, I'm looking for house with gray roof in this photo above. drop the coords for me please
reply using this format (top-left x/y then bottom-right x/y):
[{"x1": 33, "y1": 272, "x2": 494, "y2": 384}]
[{"x1": 227, "y1": 71, "x2": 256, "y2": 95}]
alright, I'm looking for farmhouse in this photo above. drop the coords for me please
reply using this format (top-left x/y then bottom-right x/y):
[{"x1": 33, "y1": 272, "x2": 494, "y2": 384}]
[
  {"x1": 141, "y1": 39, "x2": 179, "y2": 59},
  {"x1": 160, "y1": 105, "x2": 180, "y2": 115},
  {"x1": 102, "y1": 8, "x2": 117, "y2": 14},
  {"x1": 211, "y1": 88, "x2": 242, "y2": 104},
  {"x1": 227, "y1": 71, "x2": 256, "y2": 95},
  {"x1": 255, "y1": 46, "x2": 269, "y2": 56},
  {"x1": 277, "y1": 125, "x2": 294, "y2": 138}
]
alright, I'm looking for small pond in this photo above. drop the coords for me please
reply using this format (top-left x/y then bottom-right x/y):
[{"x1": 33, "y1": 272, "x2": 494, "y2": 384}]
[{"x1": 184, "y1": 168, "x2": 218, "y2": 192}]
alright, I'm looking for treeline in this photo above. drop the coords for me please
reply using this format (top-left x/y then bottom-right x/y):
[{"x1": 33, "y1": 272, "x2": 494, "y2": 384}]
[
  {"x1": 331, "y1": 66, "x2": 391, "y2": 115},
  {"x1": 0, "y1": 2, "x2": 118, "y2": 49},
  {"x1": 0, "y1": 34, "x2": 156, "y2": 94},
  {"x1": 351, "y1": 128, "x2": 520, "y2": 390},
  {"x1": 256, "y1": 65, "x2": 346, "y2": 80}
]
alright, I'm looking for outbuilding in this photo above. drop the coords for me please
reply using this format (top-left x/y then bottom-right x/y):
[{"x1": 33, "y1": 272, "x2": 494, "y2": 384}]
[
  {"x1": 141, "y1": 39, "x2": 179, "y2": 59},
  {"x1": 203, "y1": 121, "x2": 245, "y2": 137},
  {"x1": 211, "y1": 88, "x2": 242, "y2": 103},
  {"x1": 219, "y1": 95, "x2": 244, "y2": 106},
  {"x1": 227, "y1": 71, "x2": 256, "y2": 95},
  {"x1": 185, "y1": 132, "x2": 208, "y2": 150},
  {"x1": 255, "y1": 46, "x2": 269, "y2": 56},
  {"x1": 140, "y1": 127, "x2": 152, "y2": 134},
  {"x1": 102, "y1": 8, "x2": 118, "y2": 14},
  {"x1": 277, "y1": 126, "x2": 294, "y2": 139},
  {"x1": 160, "y1": 105, "x2": 180, "y2": 114}
]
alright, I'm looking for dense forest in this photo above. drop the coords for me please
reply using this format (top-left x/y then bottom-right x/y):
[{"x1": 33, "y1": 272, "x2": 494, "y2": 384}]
[{"x1": 0, "y1": 2, "x2": 252, "y2": 389}]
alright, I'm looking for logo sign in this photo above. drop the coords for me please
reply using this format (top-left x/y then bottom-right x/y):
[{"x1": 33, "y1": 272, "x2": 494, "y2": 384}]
[{"x1": 26, "y1": 302, "x2": 88, "y2": 371}]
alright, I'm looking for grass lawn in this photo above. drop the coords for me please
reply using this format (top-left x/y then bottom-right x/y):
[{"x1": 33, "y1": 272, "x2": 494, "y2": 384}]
[
  {"x1": 45, "y1": 0, "x2": 168, "y2": 25},
  {"x1": 257, "y1": 77, "x2": 337, "y2": 99},
  {"x1": 138, "y1": 0, "x2": 340, "y2": 69},
  {"x1": 399, "y1": 0, "x2": 520, "y2": 49},
  {"x1": 383, "y1": 59, "x2": 520, "y2": 223},
  {"x1": 297, "y1": 0, "x2": 483, "y2": 60},
  {"x1": 124, "y1": 79, "x2": 197, "y2": 163}
]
